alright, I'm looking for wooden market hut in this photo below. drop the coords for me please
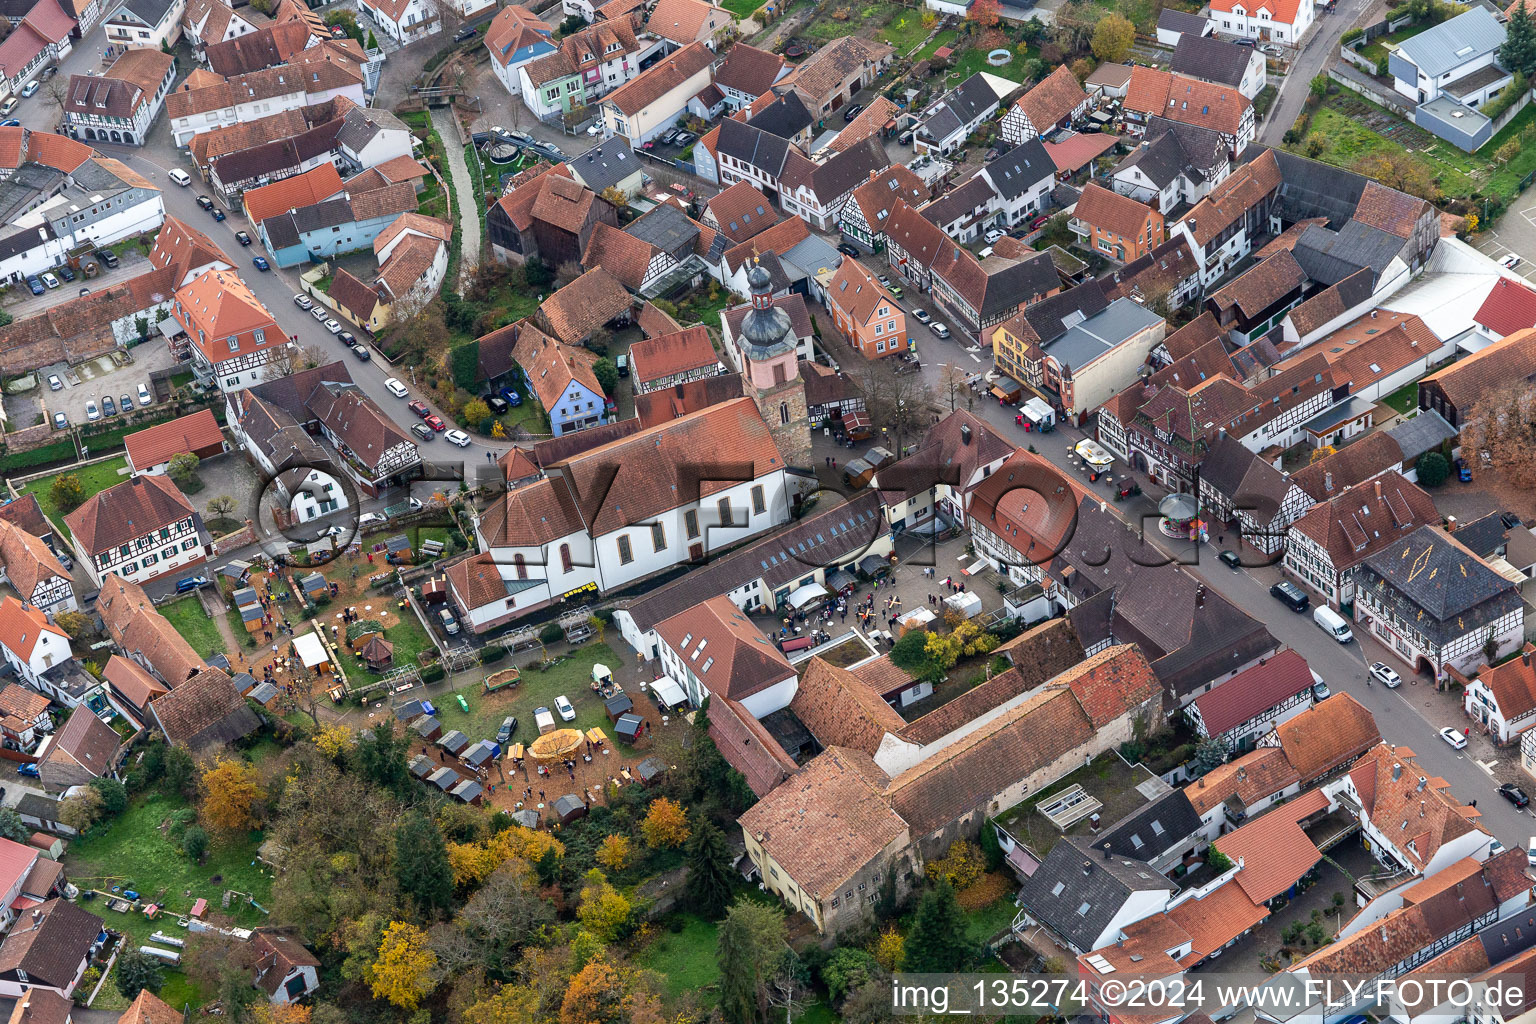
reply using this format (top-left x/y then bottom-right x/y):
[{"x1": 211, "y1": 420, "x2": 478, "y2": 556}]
[
  {"x1": 361, "y1": 636, "x2": 395, "y2": 671},
  {"x1": 554, "y1": 794, "x2": 588, "y2": 824}
]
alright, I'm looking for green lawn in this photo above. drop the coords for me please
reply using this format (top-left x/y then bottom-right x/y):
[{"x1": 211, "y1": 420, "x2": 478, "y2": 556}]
[
  {"x1": 67, "y1": 793, "x2": 272, "y2": 1011},
  {"x1": 965, "y1": 894, "x2": 1019, "y2": 944},
  {"x1": 915, "y1": 28, "x2": 957, "y2": 60},
  {"x1": 636, "y1": 914, "x2": 721, "y2": 1001},
  {"x1": 943, "y1": 42, "x2": 1038, "y2": 86},
  {"x1": 1357, "y1": 22, "x2": 1431, "y2": 66},
  {"x1": 676, "y1": 288, "x2": 735, "y2": 331},
  {"x1": 878, "y1": 10, "x2": 931, "y2": 54},
  {"x1": 1294, "y1": 105, "x2": 1478, "y2": 200},
  {"x1": 1382, "y1": 378, "x2": 1422, "y2": 416},
  {"x1": 20, "y1": 456, "x2": 129, "y2": 541},
  {"x1": 719, "y1": 0, "x2": 761, "y2": 16},
  {"x1": 348, "y1": 607, "x2": 435, "y2": 679},
  {"x1": 160, "y1": 596, "x2": 224, "y2": 656},
  {"x1": 428, "y1": 643, "x2": 649, "y2": 752}
]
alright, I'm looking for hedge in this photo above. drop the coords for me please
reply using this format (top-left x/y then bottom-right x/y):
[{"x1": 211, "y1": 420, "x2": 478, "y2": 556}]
[
  {"x1": 0, "y1": 440, "x2": 76, "y2": 475},
  {"x1": 480, "y1": 646, "x2": 506, "y2": 664},
  {"x1": 450, "y1": 340, "x2": 480, "y2": 391},
  {"x1": 1341, "y1": 26, "x2": 1363, "y2": 43},
  {"x1": 421, "y1": 665, "x2": 446, "y2": 683}
]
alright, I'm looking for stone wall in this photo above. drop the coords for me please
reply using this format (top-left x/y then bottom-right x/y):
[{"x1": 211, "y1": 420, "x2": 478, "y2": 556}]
[
  {"x1": 213, "y1": 520, "x2": 257, "y2": 555},
  {"x1": 4, "y1": 422, "x2": 62, "y2": 456}
]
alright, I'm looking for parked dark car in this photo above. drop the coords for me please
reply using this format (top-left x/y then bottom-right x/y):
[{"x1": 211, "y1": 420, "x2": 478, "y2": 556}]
[
  {"x1": 211, "y1": 208, "x2": 226, "y2": 221},
  {"x1": 1269, "y1": 580, "x2": 1309, "y2": 612},
  {"x1": 496, "y1": 716, "x2": 518, "y2": 744},
  {"x1": 1218, "y1": 550, "x2": 1242, "y2": 570},
  {"x1": 408, "y1": 400, "x2": 431, "y2": 418},
  {"x1": 57, "y1": 265, "x2": 75, "y2": 282},
  {"x1": 195, "y1": 195, "x2": 214, "y2": 210},
  {"x1": 842, "y1": 103, "x2": 863, "y2": 122},
  {"x1": 486, "y1": 395, "x2": 509, "y2": 415},
  {"x1": 24, "y1": 275, "x2": 42, "y2": 295},
  {"x1": 252, "y1": 256, "x2": 270, "y2": 271},
  {"x1": 95, "y1": 248, "x2": 119, "y2": 268},
  {"x1": 837, "y1": 242, "x2": 860, "y2": 257},
  {"x1": 453, "y1": 25, "x2": 478, "y2": 41},
  {"x1": 410, "y1": 422, "x2": 433, "y2": 441},
  {"x1": 235, "y1": 230, "x2": 252, "y2": 246},
  {"x1": 1501, "y1": 783, "x2": 1531, "y2": 808}
]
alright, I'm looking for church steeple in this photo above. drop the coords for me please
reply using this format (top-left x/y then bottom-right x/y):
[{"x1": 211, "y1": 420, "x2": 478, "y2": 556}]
[{"x1": 734, "y1": 260, "x2": 809, "y2": 467}]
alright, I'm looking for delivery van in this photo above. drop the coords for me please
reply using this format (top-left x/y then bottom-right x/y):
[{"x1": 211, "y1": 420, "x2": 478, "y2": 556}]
[{"x1": 1313, "y1": 605, "x2": 1354, "y2": 643}]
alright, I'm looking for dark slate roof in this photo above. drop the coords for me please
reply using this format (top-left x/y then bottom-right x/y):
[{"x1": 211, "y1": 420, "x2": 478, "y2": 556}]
[
  {"x1": 920, "y1": 73, "x2": 997, "y2": 143},
  {"x1": 1252, "y1": 146, "x2": 1368, "y2": 229},
  {"x1": 571, "y1": 135, "x2": 639, "y2": 194},
  {"x1": 1098, "y1": 790, "x2": 1204, "y2": 859},
  {"x1": 1357, "y1": 526, "x2": 1521, "y2": 644},
  {"x1": 1020, "y1": 279, "x2": 1110, "y2": 344},
  {"x1": 1117, "y1": 131, "x2": 1191, "y2": 190},
  {"x1": 985, "y1": 254, "x2": 1061, "y2": 319},
  {"x1": 261, "y1": 212, "x2": 301, "y2": 249},
  {"x1": 1386, "y1": 408, "x2": 1457, "y2": 461},
  {"x1": 747, "y1": 91, "x2": 812, "y2": 140},
  {"x1": 624, "y1": 491, "x2": 889, "y2": 632},
  {"x1": 14, "y1": 792, "x2": 60, "y2": 823},
  {"x1": 1450, "y1": 512, "x2": 1511, "y2": 559},
  {"x1": 1293, "y1": 221, "x2": 1404, "y2": 285},
  {"x1": 1171, "y1": 34, "x2": 1255, "y2": 89},
  {"x1": 626, "y1": 202, "x2": 699, "y2": 253},
  {"x1": 716, "y1": 117, "x2": 792, "y2": 177},
  {"x1": 1144, "y1": 116, "x2": 1225, "y2": 175},
  {"x1": 1157, "y1": 8, "x2": 1209, "y2": 34},
  {"x1": 1016, "y1": 837, "x2": 1173, "y2": 952},
  {"x1": 984, "y1": 138, "x2": 1052, "y2": 200},
  {"x1": 808, "y1": 136, "x2": 890, "y2": 204}
]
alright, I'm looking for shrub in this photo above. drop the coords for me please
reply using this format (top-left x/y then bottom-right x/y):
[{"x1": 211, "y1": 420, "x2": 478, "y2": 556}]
[
  {"x1": 421, "y1": 665, "x2": 445, "y2": 683},
  {"x1": 1341, "y1": 26, "x2": 1364, "y2": 44},
  {"x1": 480, "y1": 646, "x2": 506, "y2": 664},
  {"x1": 450, "y1": 341, "x2": 481, "y2": 391},
  {"x1": 1418, "y1": 451, "x2": 1450, "y2": 487},
  {"x1": 539, "y1": 622, "x2": 564, "y2": 644}
]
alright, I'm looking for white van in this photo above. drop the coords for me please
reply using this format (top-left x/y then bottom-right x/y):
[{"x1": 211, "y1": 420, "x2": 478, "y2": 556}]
[
  {"x1": 1527, "y1": 837, "x2": 1536, "y2": 868},
  {"x1": 1313, "y1": 605, "x2": 1354, "y2": 643},
  {"x1": 167, "y1": 168, "x2": 191, "y2": 186}
]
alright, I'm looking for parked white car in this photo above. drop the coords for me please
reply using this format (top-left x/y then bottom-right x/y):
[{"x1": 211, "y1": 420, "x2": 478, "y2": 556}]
[
  {"x1": 385, "y1": 378, "x2": 409, "y2": 399},
  {"x1": 555, "y1": 695, "x2": 576, "y2": 721},
  {"x1": 1369, "y1": 661, "x2": 1402, "y2": 688},
  {"x1": 137, "y1": 382, "x2": 151, "y2": 405},
  {"x1": 1440, "y1": 726, "x2": 1468, "y2": 750},
  {"x1": 445, "y1": 429, "x2": 471, "y2": 447}
]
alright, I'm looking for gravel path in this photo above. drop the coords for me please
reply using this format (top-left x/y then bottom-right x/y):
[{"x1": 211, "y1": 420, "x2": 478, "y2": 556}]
[{"x1": 432, "y1": 106, "x2": 482, "y2": 291}]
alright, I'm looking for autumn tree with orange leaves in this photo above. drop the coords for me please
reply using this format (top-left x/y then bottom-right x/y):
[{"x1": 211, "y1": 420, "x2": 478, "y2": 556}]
[{"x1": 558, "y1": 958, "x2": 664, "y2": 1024}]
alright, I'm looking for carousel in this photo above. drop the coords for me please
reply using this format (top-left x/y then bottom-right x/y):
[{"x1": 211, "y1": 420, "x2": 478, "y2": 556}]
[{"x1": 1157, "y1": 492, "x2": 1208, "y2": 543}]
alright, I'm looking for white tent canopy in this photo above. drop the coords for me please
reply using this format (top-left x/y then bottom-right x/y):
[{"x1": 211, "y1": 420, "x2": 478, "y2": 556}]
[
  {"x1": 292, "y1": 632, "x2": 329, "y2": 669},
  {"x1": 788, "y1": 583, "x2": 828, "y2": 608},
  {"x1": 592, "y1": 663, "x2": 613, "y2": 683},
  {"x1": 650, "y1": 676, "x2": 688, "y2": 708}
]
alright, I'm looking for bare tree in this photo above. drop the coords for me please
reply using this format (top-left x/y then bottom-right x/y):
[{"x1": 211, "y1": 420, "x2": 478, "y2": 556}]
[
  {"x1": 937, "y1": 363, "x2": 973, "y2": 413},
  {"x1": 859, "y1": 357, "x2": 934, "y2": 455},
  {"x1": 764, "y1": 950, "x2": 810, "y2": 1024},
  {"x1": 262, "y1": 342, "x2": 301, "y2": 380},
  {"x1": 1459, "y1": 382, "x2": 1536, "y2": 489}
]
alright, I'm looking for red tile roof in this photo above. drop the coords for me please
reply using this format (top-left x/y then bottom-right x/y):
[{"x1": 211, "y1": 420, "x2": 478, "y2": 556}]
[
  {"x1": 708, "y1": 180, "x2": 779, "y2": 244},
  {"x1": 1215, "y1": 787, "x2": 1330, "y2": 903},
  {"x1": 1074, "y1": 182, "x2": 1160, "y2": 241},
  {"x1": 1126, "y1": 66, "x2": 1252, "y2": 137},
  {"x1": 123, "y1": 409, "x2": 223, "y2": 473},
  {"x1": 1167, "y1": 883, "x2": 1269, "y2": 963},
  {"x1": 655, "y1": 594, "x2": 794, "y2": 701},
  {"x1": 602, "y1": 40, "x2": 714, "y2": 117},
  {"x1": 1475, "y1": 643, "x2": 1536, "y2": 721},
  {"x1": 1185, "y1": 746, "x2": 1300, "y2": 816},
  {"x1": 1192, "y1": 650, "x2": 1314, "y2": 738},
  {"x1": 1013, "y1": 65, "x2": 1089, "y2": 134},
  {"x1": 0, "y1": 598, "x2": 66, "y2": 662},
  {"x1": 1475, "y1": 277, "x2": 1536, "y2": 337},
  {"x1": 242, "y1": 162, "x2": 344, "y2": 225},
  {"x1": 628, "y1": 326, "x2": 718, "y2": 386},
  {"x1": 1274, "y1": 692, "x2": 1381, "y2": 782},
  {"x1": 63, "y1": 475, "x2": 194, "y2": 558}
]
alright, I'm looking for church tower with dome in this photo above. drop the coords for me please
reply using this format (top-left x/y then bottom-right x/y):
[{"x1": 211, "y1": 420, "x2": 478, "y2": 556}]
[{"x1": 737, "y1": 261, "x2": 810, "y2": 467}]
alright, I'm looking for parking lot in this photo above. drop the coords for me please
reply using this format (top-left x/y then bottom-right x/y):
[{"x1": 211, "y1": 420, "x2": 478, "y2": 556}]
[
  {"x1": 37, "y1": 342, "x2": 177, "y2": 430},
  {"x1": 0, "y1": 248, "x2": 153, "y2": 321}
]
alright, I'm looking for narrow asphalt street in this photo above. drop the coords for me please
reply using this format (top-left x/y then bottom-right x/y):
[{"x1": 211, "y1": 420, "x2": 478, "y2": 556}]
[
  {"x1": 1259, "y1": 0, "x2": 1382, "y2": 146},
  {"x1": 901, "y1": 339, "x2": 1535, "y2": 848}
]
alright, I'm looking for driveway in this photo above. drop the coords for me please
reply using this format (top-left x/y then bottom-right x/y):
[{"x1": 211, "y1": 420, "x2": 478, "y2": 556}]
[
  {"x1": 432, "y1": 106, "x2": 481, "y2": 289},
  {"x1": 0, "y1": 249, "x2": 154, "y2": 321},
  {"x1": 45, "y1": 343, "x2": 176, "y2": 429},
  {"x1": 1258, "y1": 0, "x2": 1387, "y2": 146}
]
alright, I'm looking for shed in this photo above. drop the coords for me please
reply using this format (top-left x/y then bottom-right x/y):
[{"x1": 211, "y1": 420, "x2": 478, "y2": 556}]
[
  {"x1": 231, "y1": 672, "x2": 258, "y2": 695},
  {"x1": 450, "y1": 778, "x2": 484, "y2": 804},
  {"x1": 604, "y1": 694, "x2": 634, "y2": 722},
  {"x1": 510, "y1": 809, "x2": 540, "y2": 829},
  {"x1": 394, "y1": 699, "x2": 426, "y2": 721},
  {"x1": 384, "y1": 535, "x2": 412, "y2": 561},
  {"x1": 554, "y1": 794, "x2": 588, "y2": 823},
  {"x1": 462, "y1": 740, "x2": 499, "y2": 768},
  {"x1": 238, "y1": 604, "x2": 264, "y2": 632},
  {"x1": 207, "y1": 653, "x2": 231, "y2": 671},
  {"x1": 421, "y1": 577, "x2": 447, "y2": 605},
  {"x1": 300, "y1": 573, "x2": 328, "y2": 599},
  {"x1": 361, "y1": 636, "x2": 394, "y2": 671},
  {"x1": 427, "y1": 767, "x2": 459, "y2": 791},
  {"x1": 411, "y1": 716, "x2": 442, "y2": 741},
  {"x1": 438, "y1": 730, "x2": 469, "y2": 755},
  {"x1": 615, "y1": 713, "x2": 646, "y2": 741},
  {"x1": 858, "y1": 554, "x2": 889, "y2": 576},
  {"x1": 189, "y1": 898, "x2": 207, "y2": 918},
  {"x1": 635, "y1": 756, "x2": 668, "y2": 786},
  {"x1": 232, "y1": 587, "x2": 260, "y2": 609},
  {"x1": 409, "y1": 754, "x2": 434, "y2": 778},
  {"x1": 247, "y1": 682, "x2": 280, "y2": 707}
]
